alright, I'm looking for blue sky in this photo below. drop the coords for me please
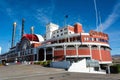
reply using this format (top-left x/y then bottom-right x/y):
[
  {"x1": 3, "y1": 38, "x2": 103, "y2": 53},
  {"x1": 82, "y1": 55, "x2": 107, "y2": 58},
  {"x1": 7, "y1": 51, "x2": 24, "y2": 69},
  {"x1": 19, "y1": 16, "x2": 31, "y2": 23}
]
[{"x1": 0, "y1": 0, "x2": 120, "y2": 55}]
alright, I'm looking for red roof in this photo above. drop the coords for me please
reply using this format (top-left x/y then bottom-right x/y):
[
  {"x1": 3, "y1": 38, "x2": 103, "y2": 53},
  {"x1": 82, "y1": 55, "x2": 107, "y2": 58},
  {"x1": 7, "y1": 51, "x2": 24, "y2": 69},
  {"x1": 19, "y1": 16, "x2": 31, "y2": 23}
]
[{"x1": 21, "y1": 34, "x2": 39, "y2": 42}]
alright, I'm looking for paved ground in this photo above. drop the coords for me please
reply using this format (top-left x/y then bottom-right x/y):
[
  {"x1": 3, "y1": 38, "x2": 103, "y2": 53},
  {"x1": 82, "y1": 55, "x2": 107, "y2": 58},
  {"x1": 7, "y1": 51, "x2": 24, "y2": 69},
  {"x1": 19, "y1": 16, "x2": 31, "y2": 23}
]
[{"x1": 0, "y1": 64, "x2": 120, "y2": 80}]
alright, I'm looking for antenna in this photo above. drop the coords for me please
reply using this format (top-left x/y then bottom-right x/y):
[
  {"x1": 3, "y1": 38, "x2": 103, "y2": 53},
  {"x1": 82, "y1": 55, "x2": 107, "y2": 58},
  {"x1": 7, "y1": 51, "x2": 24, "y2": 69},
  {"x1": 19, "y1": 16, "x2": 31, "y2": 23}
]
[
  {"x1": 64, "y1": 15, "x2": 68, "y2": 27},
  {"x1": 99, "y1": 12, "x2": 103, "y2": 32},
  {"x1": 94, "y1": 0, "x2": 99, "y2": 31}
]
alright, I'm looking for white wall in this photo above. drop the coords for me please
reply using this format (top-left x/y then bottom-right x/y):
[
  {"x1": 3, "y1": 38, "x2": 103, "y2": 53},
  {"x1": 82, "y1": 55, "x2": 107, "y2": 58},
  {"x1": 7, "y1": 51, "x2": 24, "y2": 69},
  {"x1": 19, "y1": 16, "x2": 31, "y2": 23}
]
[
  {"x1": 68, "y1": 59, "x2": 106, "y2": 74},
  {"x1": 46, "y1": 23, "x2": 59, "y2": 40}
]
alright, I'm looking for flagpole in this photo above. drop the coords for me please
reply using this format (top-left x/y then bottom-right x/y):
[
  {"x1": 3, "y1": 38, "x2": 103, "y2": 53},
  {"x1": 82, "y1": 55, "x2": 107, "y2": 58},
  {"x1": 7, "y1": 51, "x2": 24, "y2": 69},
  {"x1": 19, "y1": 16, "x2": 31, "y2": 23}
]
[{"x1": 64, "y1": 15, "x2": 68, "y2": 27}]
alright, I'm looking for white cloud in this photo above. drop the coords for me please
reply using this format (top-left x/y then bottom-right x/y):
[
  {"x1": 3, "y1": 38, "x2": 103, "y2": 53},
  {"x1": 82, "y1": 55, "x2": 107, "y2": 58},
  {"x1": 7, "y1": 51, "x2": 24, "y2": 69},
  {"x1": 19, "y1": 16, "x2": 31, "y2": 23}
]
[
  {"x1": 35, "y1": 0, "x2": 55, "y2": 26},
  {"x1": 36, "y1": 9, "x2": 51, "y2": 24},
  {"x1": 97, "y1": 2, "x2": 120, "y2": 31}
]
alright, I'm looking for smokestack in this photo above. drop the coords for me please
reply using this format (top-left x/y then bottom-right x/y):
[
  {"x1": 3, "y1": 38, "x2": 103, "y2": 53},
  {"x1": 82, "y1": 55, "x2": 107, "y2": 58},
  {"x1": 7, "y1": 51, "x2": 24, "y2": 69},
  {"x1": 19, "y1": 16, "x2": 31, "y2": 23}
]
[
  {"x1": 21, "y1": 18, "x2": 25, "y2": 38},
  {"x1": 31, "y1": 26, "x2": 34, "y2": 42},
  {"x1": 11, "y1": 22, "x2": 16, "y2": 48},
  {"x1": 31, "y1": 26, "x2": 34, "y2": 34}
]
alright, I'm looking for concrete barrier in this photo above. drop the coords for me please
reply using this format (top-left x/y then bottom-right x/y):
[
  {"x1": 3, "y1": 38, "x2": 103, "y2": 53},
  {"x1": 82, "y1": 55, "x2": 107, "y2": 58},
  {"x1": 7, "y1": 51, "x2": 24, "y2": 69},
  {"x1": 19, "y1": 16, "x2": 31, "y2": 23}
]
[{"x1": 50, "y1": 61, "x2": 71, "y2": 69}]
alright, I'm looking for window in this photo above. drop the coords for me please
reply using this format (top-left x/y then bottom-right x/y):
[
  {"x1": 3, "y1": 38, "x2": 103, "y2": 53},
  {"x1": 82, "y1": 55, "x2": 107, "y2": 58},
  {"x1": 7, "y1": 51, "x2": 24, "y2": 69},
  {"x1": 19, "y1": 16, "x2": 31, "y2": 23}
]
[
  {"x1": 53, "y1": 32, "x2": 55, "y2": 34},
  {"x1": 92, "y1": 38, "x2": 94, "y2": 41},
  {"x1": 86, "y1": 37, "x2": 89, "y2": 41},
  {"x1": 84, "y1": 37, "x2": 87, "y2": 41},
  {"x1": 90, "y1": 38, "x2": 92, "y2": 41},
  {"x1": 106, "y1": 40, "x2": 108, "y2": 43},
  {"x1": 94, "y1": 38, "x2": 96, "y2": 41},
  {"x1": 60, "y1": 29, "x2": 63, "y2": 32},
  {"x1": 77, "y1": 36, "x2": 81, "y2": 41},
  {"x1": 64, "y1": 28, "x2": 67, "y2": 30},
  {"x1": 57, "y1": 35, "x2": 59, "y2": 37},
  {"x1": 84, "y1": 37, "x2": 89, "y2": 41},
  {"x1": 64, "y1": 32, "x2": 67, "y2": 34},
  {"x1": 96, "y1": 38, "x2": 98, "y2": 41}
]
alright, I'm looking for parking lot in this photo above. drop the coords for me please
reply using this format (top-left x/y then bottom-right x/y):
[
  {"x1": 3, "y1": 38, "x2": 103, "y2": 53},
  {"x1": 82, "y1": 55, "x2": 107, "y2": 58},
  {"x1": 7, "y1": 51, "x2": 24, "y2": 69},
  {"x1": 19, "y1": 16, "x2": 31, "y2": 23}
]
[{"x1": 0, "y1": 64, "x2": 120, "y2": 80}]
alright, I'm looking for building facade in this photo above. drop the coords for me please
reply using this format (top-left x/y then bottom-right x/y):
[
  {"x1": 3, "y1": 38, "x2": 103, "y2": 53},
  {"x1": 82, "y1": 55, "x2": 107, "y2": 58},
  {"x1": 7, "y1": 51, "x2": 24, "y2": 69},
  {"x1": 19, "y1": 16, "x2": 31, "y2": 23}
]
[{"x1": 0, "y1": 22, "x2": 112, "y2": 72}]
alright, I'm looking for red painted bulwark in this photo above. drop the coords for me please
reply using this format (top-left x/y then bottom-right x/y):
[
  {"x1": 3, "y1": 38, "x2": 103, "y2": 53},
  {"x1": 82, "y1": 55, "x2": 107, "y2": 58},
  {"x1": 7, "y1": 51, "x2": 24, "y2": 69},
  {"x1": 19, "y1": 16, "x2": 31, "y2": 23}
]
[
  {"x1": 101, "y1": 50, "x2": 112, "y2": 61},
  {"x1": 92, "y1": 50, "x2": 100, "y2": 61},
  {"x1": 78, "y1": 49, "x2": 90, "y2": 55},
  {"x1": 54, "y1": 50, "x2": 64, "y2": 61},
  {"x1": 66, "y1": 49, "x2": 76, "y2": 56}
]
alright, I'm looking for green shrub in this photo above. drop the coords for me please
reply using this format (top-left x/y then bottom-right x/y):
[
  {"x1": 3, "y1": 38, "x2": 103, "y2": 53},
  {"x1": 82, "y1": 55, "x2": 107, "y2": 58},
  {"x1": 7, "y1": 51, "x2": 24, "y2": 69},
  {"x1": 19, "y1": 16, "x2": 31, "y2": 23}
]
[
  {"x1": 110, "y1": 64, "x2": 120, "y2": 73},
  {"x1": 34, "y1": 60, "x2": 52, "y2": 67},
  {"x1": 116, "y1": 64, "x2": 120, "y2": 73},
  {"x1": 0, "y1": 64, "x2": 3, "y2": 66}
]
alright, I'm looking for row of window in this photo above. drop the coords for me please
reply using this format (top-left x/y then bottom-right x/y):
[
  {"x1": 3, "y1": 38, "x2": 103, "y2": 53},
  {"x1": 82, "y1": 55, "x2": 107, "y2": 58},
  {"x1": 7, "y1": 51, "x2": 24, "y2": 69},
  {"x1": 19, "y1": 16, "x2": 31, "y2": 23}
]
[
  {"x1": 54, "y1": 46, "x2": 110, "y2": 51},
  {"x1": 52, "y1": 32, "x2": 70, "y2": 38},
  {"x1": 84, "y1": 37, "x2": 108, "y2": 43},
  {"x1": 51, "y1": 36, "x2": 108, "y2": 44},
  {"x1": 53, "y1": 27, "x2": 68, "y2": 34},
  {"x1": 51, "y1": 36, "x2": 81, "y2": 44}
]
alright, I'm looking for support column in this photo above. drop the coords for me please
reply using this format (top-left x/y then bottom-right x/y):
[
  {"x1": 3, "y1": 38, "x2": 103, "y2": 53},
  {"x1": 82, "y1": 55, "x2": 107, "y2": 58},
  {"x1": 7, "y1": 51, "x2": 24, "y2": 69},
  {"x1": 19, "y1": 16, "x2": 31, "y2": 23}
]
[
  {"x1": 52, "y1": 47, "x2": 54, "y2": 61},
  {"x1": 57, "y1": 40, "x2": 59, "y2": 43},
  {"x1": 98, "y1": 45, "x2": 102, "y2": 61},
  {"x1": 37, "y1": 49, "x2": 39, "y2": 61},
  {"x1": 32, "y1": 48, "x2": 35, "y2": 61},
  {"x1": 75, "y1": 45, "x2": 78, "y2": 57},
  {"x1": 107, "y1": 65, "x2": 111, "y2": 74},
  {"x1": 68, "y1": 35, "x2": 70, "y2": 42},
  {"x1": 44, "y1": 48, "x2": 46, "y2": 61},
  {"x1": 33, "y1": 48, "x2": 37, "y2": 61},
  {"x1": 89, "y1": 45, "x2": 92, "y2": 59},
  {"x1": 64, "y1": 45, "x2": 66, "y2": 60}
]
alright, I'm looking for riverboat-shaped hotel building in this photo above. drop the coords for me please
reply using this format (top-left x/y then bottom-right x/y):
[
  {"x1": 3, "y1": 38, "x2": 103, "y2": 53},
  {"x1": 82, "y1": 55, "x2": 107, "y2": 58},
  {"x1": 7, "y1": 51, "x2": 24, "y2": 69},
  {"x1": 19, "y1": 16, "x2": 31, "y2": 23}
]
[{"x1": 0, "y1": 22, "x2": 112, "y2": 73}]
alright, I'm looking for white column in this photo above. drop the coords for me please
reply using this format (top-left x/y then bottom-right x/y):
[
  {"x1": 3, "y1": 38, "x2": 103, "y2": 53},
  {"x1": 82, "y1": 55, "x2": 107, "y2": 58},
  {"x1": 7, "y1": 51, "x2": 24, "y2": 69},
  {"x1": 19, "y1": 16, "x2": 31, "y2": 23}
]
[
  {"x1": 89, "y1": 45, "x2": 92, "y2": 59},
  {"x1": 68, "y1": 35, "x2": 70, "y2": 42},
  {"x1": 107, "y1": 65, "x2": 111, "y2": 74},
  {"x1": 57, "y1": 40, "x2": 59, "y2": 43},
  {"x1": 76, "y1": 45, "x2": 78, "y2": 57},
  {"x1": 64, "y1": 45, "x2": 66, "y2": 60},
  {"x1": 52, "y1": 47, "x2": 54, "y2": 61},
  {"x1": 44, "y1": 48, "x2": 46, "y2": 61},
  {"x1": 98, "y1": 45, "x2": 102, "y2": 61}
]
